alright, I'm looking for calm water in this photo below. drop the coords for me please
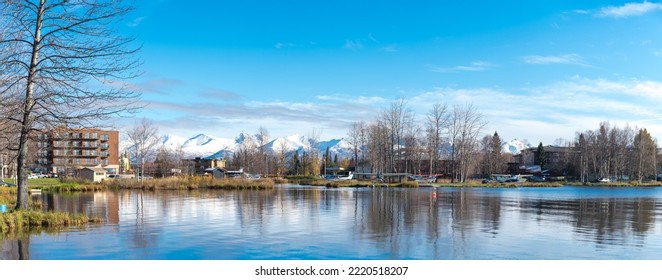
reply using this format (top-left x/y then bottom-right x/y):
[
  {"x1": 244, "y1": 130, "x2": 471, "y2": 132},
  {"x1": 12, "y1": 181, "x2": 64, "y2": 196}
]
[{"x1": 2, "y1": 185, "x2": 662, "y2": 260}]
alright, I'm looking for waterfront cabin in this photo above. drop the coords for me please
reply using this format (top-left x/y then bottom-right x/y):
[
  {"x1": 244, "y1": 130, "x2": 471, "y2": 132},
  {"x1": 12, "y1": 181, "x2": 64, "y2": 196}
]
[
  {"x1": 204, "y1": 167, "x2": 226, "y2": 179},
  {"x1": 78, "y1": 167, "x2": 107, "y2": 183}
]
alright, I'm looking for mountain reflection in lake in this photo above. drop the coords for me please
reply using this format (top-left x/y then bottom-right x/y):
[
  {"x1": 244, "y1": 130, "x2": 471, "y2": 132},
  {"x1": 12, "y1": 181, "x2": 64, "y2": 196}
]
[{"x1": 2, "y1": 185, "x2": 662, "y2": 260}]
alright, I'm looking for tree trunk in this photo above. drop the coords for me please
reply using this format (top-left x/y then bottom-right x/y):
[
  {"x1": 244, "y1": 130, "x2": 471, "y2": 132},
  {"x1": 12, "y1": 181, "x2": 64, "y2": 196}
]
[{"x1": 16, "y1": 0, "x2": 46, "y2": 210}]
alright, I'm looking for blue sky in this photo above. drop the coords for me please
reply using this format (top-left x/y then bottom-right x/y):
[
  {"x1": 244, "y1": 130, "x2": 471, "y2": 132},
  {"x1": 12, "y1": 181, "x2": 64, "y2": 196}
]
[{"x1": 116, "y1": 1, "x2": 662, "y2": 145}]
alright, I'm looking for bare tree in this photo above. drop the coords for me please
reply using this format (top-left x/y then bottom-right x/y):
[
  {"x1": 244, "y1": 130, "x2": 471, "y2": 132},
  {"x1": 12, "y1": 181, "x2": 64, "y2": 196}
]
[
  {"x1": 633, "y1": 128, "x2": 657, "y2": 183},
  {"x1": 126, "y1": 119, "x2": 160, "y2": 180},
  {"x1": 448, "y1": 104, "x2": 487, "y2": 182},
  {"x1": 381, "y1": 98, "x2": 412, "y2": 172},
  {"x1": 0, "y1": 1, "x2": 140, "y2": 209},
  {"x1": 275, "y1": 138, "x2": 290, "y2": 177},
  {"x1": 347, "y1": 121, "x2": 364, "y2": 170},
  {"x1": 306, "y1": 129, "x2": 321, "y2": 175},
  {"x1": 426, "y1": 103, "x2": 449, "y2": 175},
  {"x1": 367, "y1": 121, "x2": 388, "y2": 174},
  {"x1": 257, "y1": 126, "x2": 270, "y2": 175}
]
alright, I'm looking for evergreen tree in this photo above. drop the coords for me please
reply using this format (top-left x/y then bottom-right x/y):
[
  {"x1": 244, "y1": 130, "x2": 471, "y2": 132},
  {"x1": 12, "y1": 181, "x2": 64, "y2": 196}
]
[
  {"x1": 291, "y1": 151, "x2": 300, "y2": 175},
  {"x1": 535, "y1": 142, "x2": 546, "y2": 169},
  {"x1": 325, "y1": 147, "x2": 330, "y2": 165},
  {"x1": 490, "y1": 132, "x2": 504, "y2": 174}
]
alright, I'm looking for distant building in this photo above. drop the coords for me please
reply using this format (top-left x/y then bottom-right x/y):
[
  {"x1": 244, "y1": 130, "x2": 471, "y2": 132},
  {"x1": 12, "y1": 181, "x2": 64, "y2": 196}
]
[
  {"x1": 203, "y1": 167, "x2": 243, "y2": 179},
  {"x1": 78, "y1": 167, "x2": 107, "y2": 182},
  {"x1": 36, "y1": 128, "x2": 120, "y2": 176},
  {"x1": 185, "y1": 157, "x2": 226, "y2": 175},
  {"x1": 514, "y1": 145, "x2": 572, "y2": 176}
]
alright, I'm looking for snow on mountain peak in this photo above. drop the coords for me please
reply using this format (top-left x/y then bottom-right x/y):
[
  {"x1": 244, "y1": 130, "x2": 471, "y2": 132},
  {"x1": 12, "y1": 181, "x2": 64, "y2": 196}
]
[
  {"x1": 183, "y1": 133, "x2": 214, "y2": 147},
  {"x1": 502, "y1": 138, "x2": 532, "y2": 155}
]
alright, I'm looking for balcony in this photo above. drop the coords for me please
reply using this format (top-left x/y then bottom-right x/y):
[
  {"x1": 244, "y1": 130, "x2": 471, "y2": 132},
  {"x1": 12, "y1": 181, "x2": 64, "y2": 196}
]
[
  {"x1": 79, "y1": 142, "x2": 99, "y2": 149},
  {"x1": 79, "y1": 153, "x2": 98, "y2": 158}
]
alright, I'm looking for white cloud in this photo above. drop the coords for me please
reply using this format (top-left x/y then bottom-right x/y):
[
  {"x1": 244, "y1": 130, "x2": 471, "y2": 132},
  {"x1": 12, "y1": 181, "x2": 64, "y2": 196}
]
[
  {"x1": 406, "y1": 77, "x2": 662, "y2": 144},
  {"x1": 380, "y1": 45, "x2": 398, "y2": 52},
  {"x1": 597, "y1": 2, "x2": 662, "y2": 18},
  {"x1": 127, "y1": 16, "x2": 146, "y2": 27},
  {"x1": 430, "y1": 61, "x2": 495, "y2": 73},
  {"x1": 122, "y1": 76, "x2": 662, "y2": 145},
  {"x1": 521, "y1": 54, "x2": 589, "y2": 66},
  {"x1": 316, "y1": 94, "x2": 387, "y2": 104},
  {"x1": 275, "y1": 42, "x2": 296, "y2": 49},
  {"x1": 344, "y1": 39, "x2": 364, "y2": 50}
]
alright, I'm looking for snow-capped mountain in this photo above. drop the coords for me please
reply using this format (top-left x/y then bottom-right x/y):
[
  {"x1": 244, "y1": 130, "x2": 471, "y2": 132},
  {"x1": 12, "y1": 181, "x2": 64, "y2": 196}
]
[
  {"x1": 263, "y1": 134, "x2": 353, "y2": 159},
  {"x1": 501, "y1": 138, "x2": 532, "y2": 155},
  {"x1": 142, "y1": 132, "x2": 354, "y2": 160},
  {"x1": 124, "y1": 132, "x2": 531, "y2": 161},
  {"x1": 161, "y1": 133, "x2": 235, "y2": 158}
]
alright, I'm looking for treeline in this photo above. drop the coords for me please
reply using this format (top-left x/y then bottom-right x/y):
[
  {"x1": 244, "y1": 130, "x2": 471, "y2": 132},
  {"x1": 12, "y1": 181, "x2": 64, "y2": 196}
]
[
  {"x1": 344, "y1": 103, "x2": 659, "y2": 183},
  {"x1": 573, "y1": 122, "x2": 658, "y2": 183},
  {"x1": 345, "y1": 100, "x2": 487, "y2": 183},
  {"x1": 149, "y1": 100, "x2": 659, "y2": 184}
]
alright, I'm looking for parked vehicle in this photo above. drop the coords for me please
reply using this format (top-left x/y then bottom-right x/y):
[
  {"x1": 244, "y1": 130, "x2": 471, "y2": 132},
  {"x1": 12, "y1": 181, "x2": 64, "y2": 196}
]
[
  {"x1": 528, "y1": 176, "x2": 546, "y2": 182},
  {"x1": 598, "y1": 177, "x2": 611, "y2": 183}
]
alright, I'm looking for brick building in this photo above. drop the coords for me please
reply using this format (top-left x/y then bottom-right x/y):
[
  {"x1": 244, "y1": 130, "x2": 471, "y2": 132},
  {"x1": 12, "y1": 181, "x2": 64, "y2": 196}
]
[{"x1": 36, "y1": 128, "x2": 120, "y2": 175}]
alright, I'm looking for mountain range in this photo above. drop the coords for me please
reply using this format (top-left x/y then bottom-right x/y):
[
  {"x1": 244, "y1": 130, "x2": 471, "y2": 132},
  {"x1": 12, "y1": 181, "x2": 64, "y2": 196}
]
[
  {"x1": 123, "y1": 133, "x2": 533, "y2": 160},
  {"x1": 157, "y1": 133, "x2": 354, "y2": 160}
]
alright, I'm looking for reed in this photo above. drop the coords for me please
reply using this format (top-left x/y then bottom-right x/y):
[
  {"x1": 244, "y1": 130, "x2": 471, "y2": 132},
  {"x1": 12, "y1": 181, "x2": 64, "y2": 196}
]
[
  {"x1": 396, "y1": 181, "x2": 419, "y2": 188},
  {"x1": 0, "y1": 210, "x2": 99, "y2": 235},
  {"x1": 285, "y1": 175, "x2": 327, "y2": 186},
  {"x1": 272, "y1": 177, "x2": 289, "y2": 184},
  {"x1": 103, "y1": 176, "x2": 276, "y2": 190},
  {"x1": 326, "y1": 180, "x2": 420, "y2": 188}
]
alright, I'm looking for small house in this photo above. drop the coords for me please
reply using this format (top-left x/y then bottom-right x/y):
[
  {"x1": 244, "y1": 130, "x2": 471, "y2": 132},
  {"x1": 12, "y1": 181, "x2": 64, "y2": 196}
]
[
  {"x1": 79, "y1": 167, "x2": 107, "y2": 182},
  {"x1": 204, "y1": 167, "x2": 226, "y2": 179}
]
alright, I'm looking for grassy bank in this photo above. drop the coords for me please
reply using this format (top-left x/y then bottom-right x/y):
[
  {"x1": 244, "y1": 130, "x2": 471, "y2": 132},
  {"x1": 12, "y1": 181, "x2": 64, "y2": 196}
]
[
  {"x1": 565, "y1": 181, "x2": 662, "y2": 187},
  {"x1": 104, "y1": 176, "x2": 275, "y2": 190},
  {"x1": 0, "y1": 210, "x2": 98, "y2": 235},
  {"x1": 0, "y1": 186, "x2": 99, "y2": 237},
  {"x1": 285, "y1": 175, "x2": 327, "y2": 186},
  {"x1": 326, "y1": 180, "x2": 419, "y2": 188},
  {"x1": 432, "y1": 181, "x2": 564, "y2": 188},
  {"x1": 16, "y1": 177, "x2": 276, "y2": 192}
]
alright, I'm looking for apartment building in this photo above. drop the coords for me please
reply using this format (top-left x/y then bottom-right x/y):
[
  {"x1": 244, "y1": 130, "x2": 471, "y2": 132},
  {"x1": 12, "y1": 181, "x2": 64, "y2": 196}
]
[{"x1": 36, "y1": 128, "x2": 120, "y2": 175}]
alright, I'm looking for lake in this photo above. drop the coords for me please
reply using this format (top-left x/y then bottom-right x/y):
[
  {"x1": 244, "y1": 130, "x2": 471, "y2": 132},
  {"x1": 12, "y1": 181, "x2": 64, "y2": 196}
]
[{"x1": 2, "y1": 184, "x2": 662, "y2": 260}]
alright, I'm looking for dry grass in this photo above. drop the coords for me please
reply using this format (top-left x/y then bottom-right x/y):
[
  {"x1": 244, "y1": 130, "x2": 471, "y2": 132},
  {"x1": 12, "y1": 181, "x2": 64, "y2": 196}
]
[
  {"x1": 103, "y1": 176, "x2": 275, "y2": 190},
  {"x1": 0, "y1": 210, "x2": 98, "y2": 237},
  {"x1": 325, "y1": 180, "x2": 419, "y2": 188}
]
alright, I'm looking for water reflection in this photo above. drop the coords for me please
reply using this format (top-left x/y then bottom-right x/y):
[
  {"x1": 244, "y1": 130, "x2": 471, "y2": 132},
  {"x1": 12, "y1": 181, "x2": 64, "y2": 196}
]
[
  {"x1": 3, "y1": 186, "x2": 662, "y2": 259},
  {"x1": 0, "y1": 237, "x2": 29, "y2": 260}
]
